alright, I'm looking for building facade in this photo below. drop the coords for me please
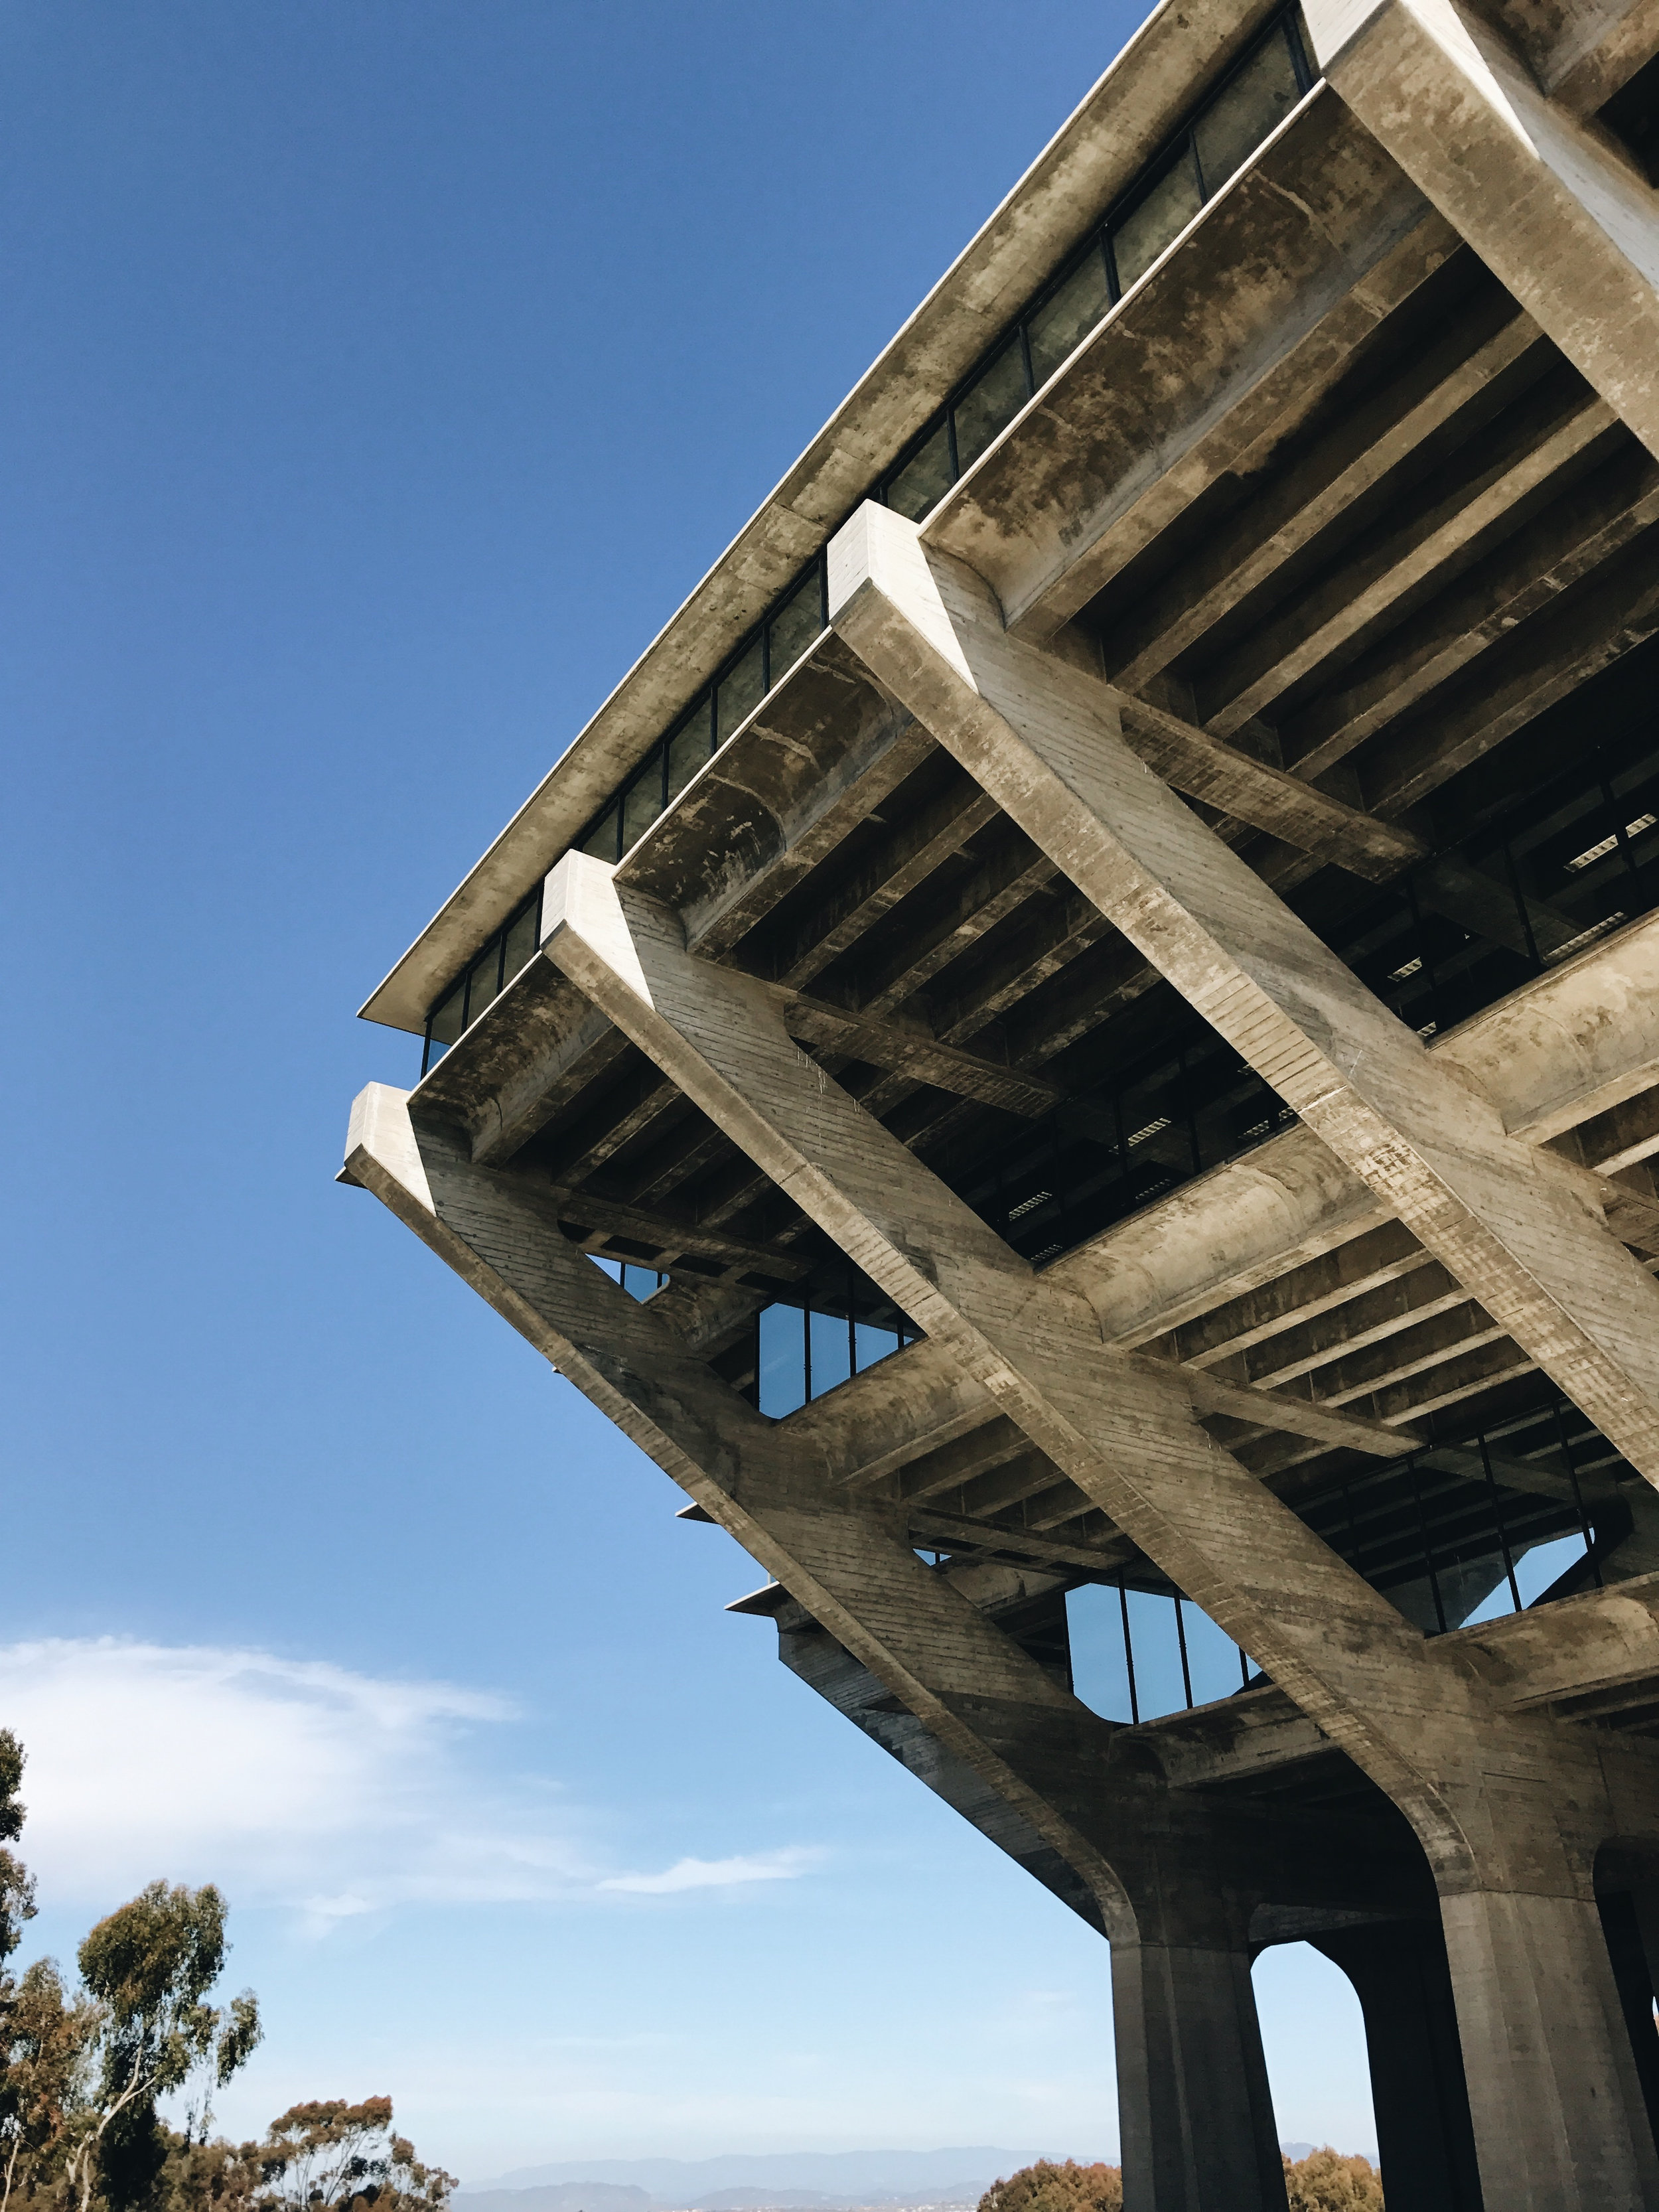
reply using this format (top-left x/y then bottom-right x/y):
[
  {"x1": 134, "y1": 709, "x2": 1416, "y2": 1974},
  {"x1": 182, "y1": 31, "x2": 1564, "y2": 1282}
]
[{"x1": 343, "y1": 0, "x2": 1659, "y2": 2203}]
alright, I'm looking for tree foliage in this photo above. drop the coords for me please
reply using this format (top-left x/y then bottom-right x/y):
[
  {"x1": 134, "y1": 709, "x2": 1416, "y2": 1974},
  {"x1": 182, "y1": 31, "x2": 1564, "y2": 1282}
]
[
  {"x1": 0, "y1": 1734, "x2": 38, "y2": 1968},
  {"x1": 978, "y1": 2160, "x2": 1123, "y2": 2212},
  {"x1": 979, "y1": 2149, "x2": 1382, "y2": 2212},
  {"x1": 63, "y1": 1882, "x2": 262, "y2": 2212},
  {"x1": 161, "y1": 2101, "x2": 455, "y2": 2212},
  {"x1": 0, "y1": 1733, "x2": 452, "y2": 2212},
  {"x1": 247, "y1": 2099, "x2": 455, "y2": 2212},
  {"x1": 1283, "y1": 2147, "x2": 1384, "y2": 2211}
]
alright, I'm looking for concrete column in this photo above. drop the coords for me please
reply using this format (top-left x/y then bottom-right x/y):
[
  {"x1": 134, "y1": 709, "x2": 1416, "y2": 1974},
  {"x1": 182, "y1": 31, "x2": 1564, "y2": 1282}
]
[
  {"x1": 1314, "y1": 1922, "x2": 1483, "y2": 2211},
  {"x1": 1112, "y1": 1939, "x2": 1285, "y2": 2212},
  {"x1": 825, "y1": 500, "x2": 1659, "y2": 1491},
  {"x1": 344, "y1": 1084, "x2": 1389, "y2": 2211},
  {"x1": 1302, "y1": 0, "x2": 1659, "y2": 458},
  {"x1": 1441, "y1": 1885, "x2": 1659, "y2": 2207},
  {"x1": 531, "y1": 853, "x2": 1659, "y2": 2210},
  {"x1": 776, "y1": 1611, "x2": 1298, "y2": 2212}
]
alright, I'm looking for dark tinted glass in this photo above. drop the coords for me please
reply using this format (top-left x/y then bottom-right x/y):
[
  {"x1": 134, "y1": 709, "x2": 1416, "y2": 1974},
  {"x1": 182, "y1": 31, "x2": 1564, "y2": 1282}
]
[
  {"x1": 464, "y1": 947, "x2": 500, "y2": 1029},
  {"x1": 952, "y1": 338, "x2": 1030, "y2": 473},
  {"x1": 1112, "y1": 149, "x2": 1202, "y2": 292},
  {"x1": 502, "y1": 901, "x2": 538, "y2": 982},
  {"x1": 582, "y1": 805, "x2": 620, "y2": 861},
  {"x1": 429, "y1": 981, "x2": 466, "y2": 1049},
  {"x1": 1027, "y1": 246, "x2": 1112, "y2": 386},
  {"x1": 887, "y1": 419, "x2": 954, "y2": 522},
  {"x1": 622, "y1": 759, "x2": 664, "y2": 851},
  {"x1": 715, "y1": 635, "x2": 766, "y2": 739},
  {"x1": 767, "y1": 570, "x2": 824, "y2": 680},
  {"x1": 1194, "y1": 28, "x2": 1301, "y2": 192},
  {"x1": 666, "y1": 699, "x2": 713, "y2": 802}
]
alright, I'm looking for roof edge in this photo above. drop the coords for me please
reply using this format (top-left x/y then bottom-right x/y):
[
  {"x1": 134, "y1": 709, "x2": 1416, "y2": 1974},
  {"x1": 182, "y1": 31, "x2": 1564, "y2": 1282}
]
[{"x1": 362, "y1": 0, "x2": 1285, "y2": 1033}]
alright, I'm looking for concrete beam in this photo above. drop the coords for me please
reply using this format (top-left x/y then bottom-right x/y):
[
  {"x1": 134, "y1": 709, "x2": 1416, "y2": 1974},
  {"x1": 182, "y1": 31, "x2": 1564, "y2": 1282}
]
[
  {"x1": 1305, "y1": 0, "x2": 1659, "y2": 458},
  {"x1": 1194, "y1": 372, "x2": 1616, "y2": 735},
  {"x1": 1102, "y1": 287, "x2": 1545, "y2": 690},
  {"x1": 1483, "y1": 0, "x2": 1659, "y2": 113},
  {"x1": 534, "y1": 850, "x2": 1465, "y2": 1804},
  {"x1": 827, "y1": 502, "x2": 1659, "y2": 1488},
  {"x1": 342, "y1": 1082, "x2": 1135, "y2": 1925},
  {"x1": 530, "y1": 859, "x2": 1659, "y2": 2208},
  {"x1": 929, "y1": 93, "x2": 1451, "y2": 642},
  {"x1": 1281, "y1": 441, "x2": 1659, "y2": 775},
  {"x1": 348, "y1": 1078, "x2": 1410, "y2": 2212}
]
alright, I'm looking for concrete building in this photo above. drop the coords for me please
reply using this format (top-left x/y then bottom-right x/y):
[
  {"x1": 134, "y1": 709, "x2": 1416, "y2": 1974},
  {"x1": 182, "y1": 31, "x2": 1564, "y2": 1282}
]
[{"x1": 341, "y1": 0, "x2": 1659, "y2": 2202}]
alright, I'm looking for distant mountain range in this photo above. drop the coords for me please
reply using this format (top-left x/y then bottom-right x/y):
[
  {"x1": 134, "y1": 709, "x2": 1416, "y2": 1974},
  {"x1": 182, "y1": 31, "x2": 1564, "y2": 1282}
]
[
  {"x1": 457, "y1": 2144, "x2": 1365, "y2": 2207},
  {"x1": 458, "y1": 2151, "x2": 1046, "y2": 2209}
]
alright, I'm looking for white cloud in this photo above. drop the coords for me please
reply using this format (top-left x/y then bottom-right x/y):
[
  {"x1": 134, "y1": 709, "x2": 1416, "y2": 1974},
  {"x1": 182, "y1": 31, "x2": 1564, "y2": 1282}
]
[
  {"x1": 599, "y1": 1848, "x2": 822, "y2": 1895},
  {"x1": 0, "y1": 1639, "x2": 821, "y2": 1934}
]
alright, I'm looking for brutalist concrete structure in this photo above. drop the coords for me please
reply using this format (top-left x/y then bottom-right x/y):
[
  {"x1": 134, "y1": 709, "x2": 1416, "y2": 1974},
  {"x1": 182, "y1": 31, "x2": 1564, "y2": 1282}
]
[{"x1": 342, "y1": 0, "x2": 1659, "y2": 2202}]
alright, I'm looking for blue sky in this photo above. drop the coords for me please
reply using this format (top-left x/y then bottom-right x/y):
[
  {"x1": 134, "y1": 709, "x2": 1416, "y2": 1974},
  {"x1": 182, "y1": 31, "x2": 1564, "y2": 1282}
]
[{"x1": 1, "y1": 0, "x2": 1376, "y2": 2177}]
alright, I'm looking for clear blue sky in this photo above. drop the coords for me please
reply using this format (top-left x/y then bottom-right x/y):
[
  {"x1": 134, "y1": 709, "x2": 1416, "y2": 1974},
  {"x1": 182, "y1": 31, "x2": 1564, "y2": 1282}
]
[{"x1": 1, "y1": 0, "x2": 1376, "y2": 2177}]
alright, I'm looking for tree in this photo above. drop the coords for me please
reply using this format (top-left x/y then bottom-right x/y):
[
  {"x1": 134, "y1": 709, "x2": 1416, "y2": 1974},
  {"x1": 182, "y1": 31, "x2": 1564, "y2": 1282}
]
[
  {"x1": 1283, "y1": 2147, "x2": 1384, "y2": 2211},
  {"x1": 1, "y1": 1959, "x2": 98, "y2": 2212},
  {"x1": 978, "y1": 2160, "x2": 1123, "y2": 2212},
  {"x1": 62, "y1": 1882, "x2": 261, "y2": 2212},
  {"x1": 159, "y1": 2101, "x2": 455, "y2": 2212},
  {"x1": 251, "y1": 2099, "x2": 455, "y2": 2212},
  {"x1": 0, "y1": 1733, "x2": 36, "y2": 1968}
]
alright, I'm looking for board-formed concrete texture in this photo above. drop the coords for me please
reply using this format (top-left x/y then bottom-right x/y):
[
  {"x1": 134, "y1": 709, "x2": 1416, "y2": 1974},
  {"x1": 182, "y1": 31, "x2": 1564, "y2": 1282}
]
[{"x1": 343, "y1": 3, "x2": 1659, "y2": 2204}]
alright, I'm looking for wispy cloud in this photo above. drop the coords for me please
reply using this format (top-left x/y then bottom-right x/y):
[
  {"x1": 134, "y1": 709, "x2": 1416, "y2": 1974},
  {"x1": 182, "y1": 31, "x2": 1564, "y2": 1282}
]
[
  {"x1": 0, "y1": 1640, "x2": 820, "y2": 1931},
  {"x1": 599, "y1": 1848, "x2": 822, "y2": 1895}
]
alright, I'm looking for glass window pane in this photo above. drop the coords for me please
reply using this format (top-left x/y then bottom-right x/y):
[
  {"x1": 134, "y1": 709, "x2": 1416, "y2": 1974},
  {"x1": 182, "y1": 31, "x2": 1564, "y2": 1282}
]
[
  {"x1": 1194, "y1": 29, "x2": 1302, "y2": 194},
  {"x1": 666, "y1": 698, "x2": 713, "y2": 802},
  {"x1": 1112, "y1": 149, "x2": 1203, "y2": 293},
  {"x1": 582, "y1": 806, "x2": 620, "y2": 861},
  {"x1": 502, "y1": 901, "x2": 538, "y2": 984},
  {"x1": 1181, "y1": 1600, "x2": 1246, "y2": 1707},
  {"x1": 1123, "y1": 1590, "x2": 1189, "y2": 1719},
  {"x1": 715, "y1": 636, "x2": 766, "y2": 741},
  {"x1": 1027, "y1": 247, "x2": 1112, "y2": 386},
  {"x1": 464, "y1": 945, "x2": 500, "y2": 1029},
  {"x1": 853, "y1": 1320, "x2": 899, "y2": 1373},
  {"x1": 758, "y1": 1303, "x2": 808, "y2": 1418},
  {"x1": 808, "y1": 1307, "x2": 853, "y2": 1396},
  {"x1": 952, "y1": 338, "x2": 1030, "y2": 473},
  {"x1": 428, "y1": 981, "x2": 466, "y2": 1050},
  {"x1": 622, "y1": 754, "x2": 664, "y2": 851},
  {"x1": 767, "y1": 571, "x2": 824, "y2": 683},
  {"x1": 886, "y1": 418, "x2": 954, "y2": 522}
]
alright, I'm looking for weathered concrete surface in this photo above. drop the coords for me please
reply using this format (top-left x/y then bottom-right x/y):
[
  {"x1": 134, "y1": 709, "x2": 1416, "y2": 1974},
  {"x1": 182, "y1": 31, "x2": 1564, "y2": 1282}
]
[
  {"x1": 1307, "y1": 0, "x2": 1659, "y2": 458},
  {"x1": 526, "y1": 856, "x2": 1659, "y2": 2207},
  {"x1": 358, "y1": 0, "x2": 1300, "y2": 1037},
  {"x1": 348, "y1": 1080, "x2": 1436, "y2": 2212},
  {"x1": 826, "y1": 501, "x2": 1659, "y2": 1492},
  {"x1": 1484, "y1": 0, "x2": 1659, "y2": 110}
]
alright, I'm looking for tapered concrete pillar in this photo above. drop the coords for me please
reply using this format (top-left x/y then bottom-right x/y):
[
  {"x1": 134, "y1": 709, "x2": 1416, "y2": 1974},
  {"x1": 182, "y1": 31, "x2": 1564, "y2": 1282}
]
[
  {"x1": 1315, "y1": 1922, "x2": 1483, "y2": 2211},
  {"x1": 1440, "y1": 1886, "x2": 1659, "y2": 2209},
  {"x1": 532, "y1": 853, "x2": 1659, "y2": 2211},
  {"x1": 1112, "y1": 1939, "x2": 1285, "y2": 2212}
]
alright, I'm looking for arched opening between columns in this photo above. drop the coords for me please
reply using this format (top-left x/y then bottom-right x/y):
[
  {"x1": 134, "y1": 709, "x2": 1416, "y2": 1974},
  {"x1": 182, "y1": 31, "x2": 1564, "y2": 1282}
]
[
  {"x1": 1257, "y1": 1927, "x2": 1484, "y2": 2211},
  {"x1": 1596, "y1": 1840, "x2": 1659, "y2": 2160}
]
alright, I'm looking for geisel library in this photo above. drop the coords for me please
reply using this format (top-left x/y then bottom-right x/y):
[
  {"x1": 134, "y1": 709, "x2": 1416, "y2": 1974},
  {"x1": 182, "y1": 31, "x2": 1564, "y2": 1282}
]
[{"x1": 342, "y1": 0, "x2": 1659, "y2": 2201}]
